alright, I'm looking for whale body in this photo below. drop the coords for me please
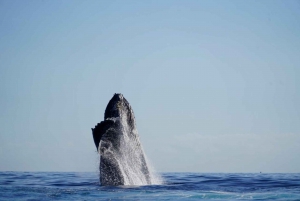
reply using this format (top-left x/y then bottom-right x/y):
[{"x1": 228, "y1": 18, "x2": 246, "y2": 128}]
[{"x1": 92, "y1": 93, "x2": 151, "y2": 186}]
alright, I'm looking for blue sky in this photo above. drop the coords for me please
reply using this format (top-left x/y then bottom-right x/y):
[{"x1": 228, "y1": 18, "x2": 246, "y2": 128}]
[{"x1": 0, "y1": 0, "x2": 299, "y2": 173}]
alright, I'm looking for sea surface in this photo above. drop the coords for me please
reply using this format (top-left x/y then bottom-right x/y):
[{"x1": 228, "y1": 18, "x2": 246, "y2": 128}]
[{"x1": 0, "y1": 172, "x2": 299, "y2": 200}]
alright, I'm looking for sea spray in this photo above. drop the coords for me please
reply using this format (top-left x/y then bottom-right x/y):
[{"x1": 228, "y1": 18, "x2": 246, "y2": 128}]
[{"x1": 98, "y1": 112, "x2": 162, "y2": 185}]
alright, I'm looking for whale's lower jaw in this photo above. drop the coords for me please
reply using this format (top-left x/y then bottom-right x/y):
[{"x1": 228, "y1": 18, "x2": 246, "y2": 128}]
[
  {"x1": 92, "y1": 94, "x2": 151, "y2": 186},
  {"x1": 100, "y1": 149, "x2": 125, "y2": 186}
]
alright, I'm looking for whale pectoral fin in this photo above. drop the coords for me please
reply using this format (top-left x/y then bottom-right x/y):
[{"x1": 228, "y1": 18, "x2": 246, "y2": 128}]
[{"x1": 92, "y1": 120, "x2": 115, "y2": 151}]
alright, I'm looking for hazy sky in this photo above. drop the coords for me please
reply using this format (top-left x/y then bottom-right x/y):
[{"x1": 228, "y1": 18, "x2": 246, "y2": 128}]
[{"x1": 1, "y1": 0, "x2": 299, "y2": 173}]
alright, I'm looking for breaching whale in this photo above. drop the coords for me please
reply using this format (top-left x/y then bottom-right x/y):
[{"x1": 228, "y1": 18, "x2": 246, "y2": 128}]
[{"x1": 92, "y1": 93, "x2": 153, "y2": 186}]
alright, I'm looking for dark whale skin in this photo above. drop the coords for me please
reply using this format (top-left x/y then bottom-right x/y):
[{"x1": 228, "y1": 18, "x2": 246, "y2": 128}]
[{"x1": 92, "y1": 93, "x2": 150, "y2": 186}]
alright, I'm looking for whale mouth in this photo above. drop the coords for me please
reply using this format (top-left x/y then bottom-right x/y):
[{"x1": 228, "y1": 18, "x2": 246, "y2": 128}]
[{"x1": 103, "y1": 93, "x2": 128, "y2": 120}]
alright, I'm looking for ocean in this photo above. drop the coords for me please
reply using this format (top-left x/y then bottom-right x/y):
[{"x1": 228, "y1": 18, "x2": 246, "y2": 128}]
[{"x1": 0, "y1": 172, "x2": 299, "y2": 200}]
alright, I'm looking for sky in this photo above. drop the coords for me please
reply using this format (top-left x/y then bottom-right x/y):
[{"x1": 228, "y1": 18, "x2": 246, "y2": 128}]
[{"x1": 0, "y1": 0, "x2": 299, "y2": 173}]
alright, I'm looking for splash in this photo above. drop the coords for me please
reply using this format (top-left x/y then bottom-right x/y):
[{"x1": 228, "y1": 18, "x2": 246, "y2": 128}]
[{"x1": 99, "y1": 114, "x2": 162, "y2": 185}]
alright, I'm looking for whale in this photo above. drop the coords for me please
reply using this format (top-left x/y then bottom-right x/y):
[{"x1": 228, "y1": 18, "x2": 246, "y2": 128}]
[{"x1": 92, "y1": 93, "x2": 151, "y2": 186}]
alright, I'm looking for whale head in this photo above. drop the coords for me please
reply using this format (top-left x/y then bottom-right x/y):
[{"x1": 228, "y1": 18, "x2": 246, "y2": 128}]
[
  {"x1": 92, "y1": 93, "x2": 136, "y2": 151},
  {"x1": 104, "y1": 93, "x2": 135, "y2": 124}
]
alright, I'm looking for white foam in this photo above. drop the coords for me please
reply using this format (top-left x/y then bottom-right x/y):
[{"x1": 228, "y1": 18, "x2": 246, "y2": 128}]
[{"x1": 100, "y1": 110, "x2": 162, "y2": 185}]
